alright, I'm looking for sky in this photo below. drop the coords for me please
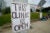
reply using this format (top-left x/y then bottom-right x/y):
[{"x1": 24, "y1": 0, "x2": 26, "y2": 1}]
[
  {"x1": 4, "y1": 0, "x2": 50, "y2": 7},
  {"x1": 43, "y1": 0, "x2": 50, "y2": 7}
]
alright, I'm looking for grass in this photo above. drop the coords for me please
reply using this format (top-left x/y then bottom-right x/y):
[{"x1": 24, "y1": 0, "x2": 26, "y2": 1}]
[
  {"x1": 0, "y1": 14, "x2": 11, "y2": 26},
  {"x1": 43, "y1": 12, "x2": 47, "y2": 16},
  {"x1": 0, "y1": 12, "x2": 47, "y2": 26},
  {"x1": 31, "y1": 12, "x2": 39, "y2": 20}
]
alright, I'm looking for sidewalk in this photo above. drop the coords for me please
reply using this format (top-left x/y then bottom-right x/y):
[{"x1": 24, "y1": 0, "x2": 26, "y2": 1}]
[{"x1": 0, "y1": 20, "x2": 50, "y2": 33}]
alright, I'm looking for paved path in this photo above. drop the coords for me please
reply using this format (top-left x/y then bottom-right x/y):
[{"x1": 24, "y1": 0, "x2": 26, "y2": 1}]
[
  {"x1": 28, "y1": 20, "x2": 50, "y2": 33},
  {"x1": 0, "y1": 20, "x2": 50, "y2": 33}
]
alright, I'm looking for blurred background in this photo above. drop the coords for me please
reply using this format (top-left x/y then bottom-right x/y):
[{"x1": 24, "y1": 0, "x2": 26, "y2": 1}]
[
  {"x1": 0, "y1": 0, "x2": 50, "y2": 26},
  {"x1": 0, "y1": 0, "x2": 50, "y2": 33}
]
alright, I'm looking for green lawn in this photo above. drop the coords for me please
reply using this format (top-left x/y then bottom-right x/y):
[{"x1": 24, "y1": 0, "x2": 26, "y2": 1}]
[
  {"x1": 31, "y1": 12, "x2": 39, "y2": 20},
  {"x1": 0, "y1": 12, "x2": 47, "y2": 26},
  {"x1": 0, "y1": 14, "x2": 11, "y2": 26}
]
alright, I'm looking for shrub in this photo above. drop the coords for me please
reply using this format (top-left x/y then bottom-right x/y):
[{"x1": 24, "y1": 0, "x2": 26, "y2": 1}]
[
  {"x1": 2, "y1": 7, "x2": 10, "y2": 14},
  {"x1": 31, "y1": 12, "x2": 39, "y2": 20},
  {"x1": 0, "y1": 12, "x2": 47, "y2": 26},
  {"x1": 0, "y1": 14, "x2": 11, "y2": 26}
]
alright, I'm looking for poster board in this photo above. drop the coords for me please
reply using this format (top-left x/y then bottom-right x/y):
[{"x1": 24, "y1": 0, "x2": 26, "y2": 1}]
[{"x1": 10, "y1": 0, "x2": 30, "y2": 33}]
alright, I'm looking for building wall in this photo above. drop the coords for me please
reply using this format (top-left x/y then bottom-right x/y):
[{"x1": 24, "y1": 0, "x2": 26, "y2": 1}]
[
  {"x1": 30, "y1": 4, "x2": 37, "y2": 12},
  {"x1": 15, "y1": 0, "x2": 28, "y2": 3},
  {"x1": 2, "y1": 0, "x2": 6, "y2": 9},
  {"x1": 0, "y1": 0, "x2": 6, "y2": 9}
]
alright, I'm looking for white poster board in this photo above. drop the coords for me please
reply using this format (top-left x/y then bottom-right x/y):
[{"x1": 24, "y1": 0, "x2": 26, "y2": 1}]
[
  {"x1": 10, "y1": 0, "x2": 30, "y2": 33},
  {"x1": 40, "y1": 12, "x2": 42, "y2": 19}
]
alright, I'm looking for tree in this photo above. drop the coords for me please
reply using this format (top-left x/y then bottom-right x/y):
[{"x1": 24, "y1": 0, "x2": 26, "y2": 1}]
[
  {"x1": 2, "y1": 7, "x2": 10, "y2": 14},
  {"x1": 36, "y1": 9, "x2": 40, "y2": 12},
  {"x1": 42, "y1": 7, "x2": 50, "y2": 13},
  {"x1": 30, "y1": 9, "x2": 33, "y2": 12}
]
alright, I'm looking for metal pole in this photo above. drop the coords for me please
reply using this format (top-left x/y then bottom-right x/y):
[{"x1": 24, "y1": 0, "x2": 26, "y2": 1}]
[{"x1": 40, "y1": 7, "x2": 43, "y2": 19}]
